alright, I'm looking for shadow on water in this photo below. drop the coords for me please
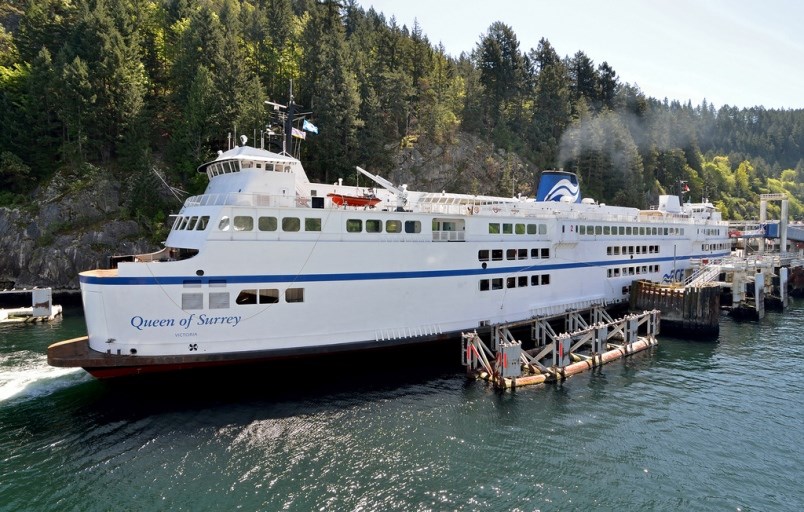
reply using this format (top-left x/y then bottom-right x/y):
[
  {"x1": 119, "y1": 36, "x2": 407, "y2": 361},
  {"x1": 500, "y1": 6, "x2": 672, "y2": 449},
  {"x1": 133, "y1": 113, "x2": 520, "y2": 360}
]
[{"x1": 35, "y1": 340, "x2": 469, "y2": 426}]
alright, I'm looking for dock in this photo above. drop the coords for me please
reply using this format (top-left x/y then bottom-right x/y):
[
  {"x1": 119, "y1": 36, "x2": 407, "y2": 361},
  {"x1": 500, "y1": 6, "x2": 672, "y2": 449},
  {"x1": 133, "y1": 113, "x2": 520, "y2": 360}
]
[
  {"x1": 462, "y1": 305, "x2": 660, "y2": 389},
  {"x1": 0, "y1": 288, "x2": 63, "y2": 324}
]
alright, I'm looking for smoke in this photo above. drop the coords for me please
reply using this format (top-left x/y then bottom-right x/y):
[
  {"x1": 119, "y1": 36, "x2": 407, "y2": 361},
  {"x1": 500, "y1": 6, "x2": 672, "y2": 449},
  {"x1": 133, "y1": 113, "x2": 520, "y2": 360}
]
[{"x1": 557, "y1": 107, "x2": 701, "y2": 169}]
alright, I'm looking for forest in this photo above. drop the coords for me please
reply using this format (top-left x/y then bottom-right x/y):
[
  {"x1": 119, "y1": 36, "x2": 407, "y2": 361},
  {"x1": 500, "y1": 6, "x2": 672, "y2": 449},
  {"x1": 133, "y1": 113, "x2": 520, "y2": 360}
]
[{"x1": 1, "y1": 0, "x2": 803, "y2": 228}]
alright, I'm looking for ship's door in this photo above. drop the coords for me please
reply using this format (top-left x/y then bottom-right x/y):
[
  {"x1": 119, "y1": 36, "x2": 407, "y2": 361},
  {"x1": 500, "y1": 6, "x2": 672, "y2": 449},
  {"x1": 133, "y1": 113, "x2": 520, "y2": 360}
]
[{"x1": 84, "y1": 291, "x2": 109, "y2": 348}]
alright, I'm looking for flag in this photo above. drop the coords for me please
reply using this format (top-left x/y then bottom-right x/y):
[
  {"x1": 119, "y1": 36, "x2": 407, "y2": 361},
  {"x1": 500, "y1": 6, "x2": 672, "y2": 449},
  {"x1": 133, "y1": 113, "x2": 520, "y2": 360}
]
[
  {"x1": 291, "y1": 127, "x2": 306, "y2": 139},
  {"x1": 303, "y1": 119, "x2": 319, "y2": 134},
  {"x1": 682, "y1": 183, "x2": 690, "y2": 192}
]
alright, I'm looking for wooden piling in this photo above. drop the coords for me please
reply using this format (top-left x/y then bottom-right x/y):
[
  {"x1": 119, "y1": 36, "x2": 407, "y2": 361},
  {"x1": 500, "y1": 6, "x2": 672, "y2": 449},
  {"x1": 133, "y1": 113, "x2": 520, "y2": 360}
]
[{"x1": 629, "y1": 280, "x2": 719, "y2": 339}]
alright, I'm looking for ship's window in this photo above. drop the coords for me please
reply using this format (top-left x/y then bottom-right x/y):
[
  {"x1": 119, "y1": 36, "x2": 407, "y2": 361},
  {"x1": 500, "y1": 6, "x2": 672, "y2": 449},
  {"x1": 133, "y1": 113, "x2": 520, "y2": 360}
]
[
  {"x1": 595, "y1": 225, "x2": 602, "y2": 235},
  {"x1": 259, "y1": 289, "x2": 279, "y2": 304},
  {"x1": 234, "y1": 216, "x2": 254, "y2": 231},
  {"x1": 285, "y1": 288, "x2": 304, "y2": 303},
  {"x1": 491, "y1": 278, "x2": 503, "y2": 290},
  {"x1": 209, "y1": 279, "x2": 227, "y2": 287},
  {"x1": 172, "y1": 217, "x2": 182, "y2": 230},
  {"x1": 613, "y1": 246, "x2": 620, "y2": 255},
  {"x1": 541, "y1": 274, "x2": 550, "y2": 285},
  {"x1": 507, "y1": 277, "x2": 516, "y2": 288},
  {"x1": 642, "y1": 245, "x2": 647, "y2": 254},
  {"x1": 579, "y1": 225, "x2": 586, "y2": 235},
  {"x1": 405, "y1": 220, "x2": 421, "y2": 233},
  {"x1": 186, "y1": 216, "x2": 198, "y2": 230},
  {"x1": 636, "y1": 246, "x2": 641, "y2": 254},
  {"x1": 531, "y1": 249, "x2": 539, "y2": 259},
  {"x1": 478, "y1": 250, "x2": 490, "y2": 261},
  {"x1": 515, "y1": 223, "x2": 526, "y2": 235},
  {"x1": 614, "y1": 268, "x2": 620, "y2": 277},
  {"x1": 366, "y1": 220, "x2": 382, "y2": 233},
  {"x1": 282, "y1": 217, "x2": 300, "y2": 232},
  {"x1": 489, "y1": 223, "x2": 500, "y2": 234},
  {"x1": 626, "y1": 226, "x2": 632, "y2": 235},
  {"x1": 541, "y1": 248, "x2": 549, "y2": 259},
  {"x1": 178, "y1": 217, "x2": 189, "y2": 230},
  {"x1": 386, "y1": 220, "x2": 402, "y2": 233},
  {"x1": 209, "y1": 292, "x2": 230, "y2": 309},
  {"x1": 527, "y1": 224, "x2": 537, "y2": 235},
  {"x1": 607, "y1": 246, "x2": 613, "y2": 255},
  {"x1": 479, "y1": 279, "x2": 490, "y2": 291},
  {"x1": 218, "y1": 216, "x2": 230, "y2": 231},
  {"x1": 587, "y1": 225, "x2": 594, "y2": 235},
  {"x1": 518, "y1": 249, "x2": 528, "y2": 260},
  {"x1": 259, "y1": 216, "x2": 278, "y2": 231},
  {"x1": 182, "y1": 293, "x2": 203, "y2": 310},
  {"x1": 531, "y1": 275, "x2": 540, "y2": 286},
  {"x1": 680, "y1": 228, "x2": 684, "y2": 235},
  {"x1": 507, "y1": 249, "x2": 517, "y2": 260},
  {"x1": 236, "y1": 290, "x2": 258, "y2": 305},
  {"x1": 305, "y1": 218, "x2": 322, "y2": 231},
  {"x1": 604, "y1": 226, "x2": 611, "y2": 235},
  {"x1": 608, "y1": 269, "x2": 613, "y2": 277},
  {"x1": 539, "y1": 224, "x2": 547, "y2": 235},
  {"x1": 639, "y1": 227, "x2": 646, "y2": 235},
  {"x1": 518, "y1": 276, "x2": 528, "y2": 287},
  {"x1": 197, "y1": 216, "x2": 210, "y2": 230},
  {"x1": 503, "y1": 223, "x2": 513, "y2": 234},
  {"x1": 491, "y1": 249, "x2": 503, "y2": 261},
  {"x1": 183, "y1": 280, "x2": 202, "y2": 288},
  {"x1": 346, "y1": 219, "x2": 362, "y2": 232}
]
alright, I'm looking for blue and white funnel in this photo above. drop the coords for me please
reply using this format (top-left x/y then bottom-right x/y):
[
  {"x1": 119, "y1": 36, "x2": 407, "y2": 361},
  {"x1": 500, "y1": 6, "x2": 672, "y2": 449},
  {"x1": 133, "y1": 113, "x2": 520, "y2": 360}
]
[{"x1": 535, "y1": 170, "x2": 581, "y2": 202}]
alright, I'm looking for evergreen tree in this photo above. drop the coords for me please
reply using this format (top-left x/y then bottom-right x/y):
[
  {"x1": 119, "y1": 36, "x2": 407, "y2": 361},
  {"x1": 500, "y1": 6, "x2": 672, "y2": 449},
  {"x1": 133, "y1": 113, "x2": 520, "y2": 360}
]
[{"x1": 299, "y1": 0, "x2": 361, "y2": 183}]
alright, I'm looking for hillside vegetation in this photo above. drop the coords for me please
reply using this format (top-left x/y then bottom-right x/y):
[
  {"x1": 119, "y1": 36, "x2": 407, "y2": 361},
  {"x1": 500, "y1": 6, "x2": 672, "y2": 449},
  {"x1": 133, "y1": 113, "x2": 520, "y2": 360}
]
[{"x1": 1, "y1": 0, "x2": 803, "y2": 227}]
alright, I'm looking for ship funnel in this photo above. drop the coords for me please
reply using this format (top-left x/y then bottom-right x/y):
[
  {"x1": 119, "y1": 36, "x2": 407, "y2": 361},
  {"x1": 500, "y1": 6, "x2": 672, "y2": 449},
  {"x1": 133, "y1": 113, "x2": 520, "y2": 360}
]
[{"x1": 535, "y1": 170, "x2": 581, "y2": 203}]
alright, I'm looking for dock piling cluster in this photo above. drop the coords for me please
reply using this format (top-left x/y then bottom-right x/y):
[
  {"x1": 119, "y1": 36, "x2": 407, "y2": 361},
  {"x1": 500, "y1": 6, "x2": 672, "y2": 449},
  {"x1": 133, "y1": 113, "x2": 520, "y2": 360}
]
[{"x1": 462, "y1": 307, "x2": 660, "y2": 389}]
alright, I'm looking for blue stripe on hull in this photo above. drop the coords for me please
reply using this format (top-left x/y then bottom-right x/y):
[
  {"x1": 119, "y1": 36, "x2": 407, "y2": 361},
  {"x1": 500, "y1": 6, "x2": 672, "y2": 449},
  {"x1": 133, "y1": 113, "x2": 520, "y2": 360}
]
[{"x1": 80, "y1": 252, "x2": 730, "y2": 286}]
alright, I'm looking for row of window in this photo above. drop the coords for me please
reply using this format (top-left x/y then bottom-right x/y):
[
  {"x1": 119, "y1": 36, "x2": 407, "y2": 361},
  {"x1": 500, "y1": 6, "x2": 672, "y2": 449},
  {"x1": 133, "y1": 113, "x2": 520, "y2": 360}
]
[
  {"x1": 206, "y1": 159, "x2": 293, "y2": 177},
  {"x1": 478, "y1": 248, "x2": 551, "y2": 262},
  {"x1": 703, "y1": 243, "x2": 730, "y2": 251},
  {"x1": 215, "y1": 215, "x2": 425, "y2": 235},
  {"x1": 607, "y1": 265, "x2": 661, "y2": 278},
  {"x1": 347, "y1": 219, "x2": 422, "y2": 234},
  {"x1": 488, "y1": 223, "x2": 548, "y2": 235},
  {"x1": 699, "y1": 228, "x2": 722, "y2": 236},
  {"x1": 606, "y1": 245, "x2": 660, "y2": 256},
  {"x1": 570, "y1": 225, "x2": 686, "y2": 236},
  {"x1": 182, "y1": 292, "x2": 230, "y2": 310},
  {"x1": 173, "y1": 215, "x2": 211, "y2": 231},
  {"x1": 236, "y1": 288, "x2": 304, "y2": 304},
  {"x1": 479, "y1": 274, "x2": 551, "y2": 291}
]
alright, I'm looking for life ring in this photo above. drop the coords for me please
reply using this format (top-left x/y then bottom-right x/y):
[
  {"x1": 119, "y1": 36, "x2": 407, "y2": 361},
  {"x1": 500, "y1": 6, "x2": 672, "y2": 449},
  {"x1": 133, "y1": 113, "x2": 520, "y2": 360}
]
[{"x1": 473, "y1": 206, "x2": 480, "y2": 214}]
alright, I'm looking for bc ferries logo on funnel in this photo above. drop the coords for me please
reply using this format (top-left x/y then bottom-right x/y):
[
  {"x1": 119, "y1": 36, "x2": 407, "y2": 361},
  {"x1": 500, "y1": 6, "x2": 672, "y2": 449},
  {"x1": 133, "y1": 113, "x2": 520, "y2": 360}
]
[{"x1": 535, "y1": 171, "x2": 581, "y2": 203}]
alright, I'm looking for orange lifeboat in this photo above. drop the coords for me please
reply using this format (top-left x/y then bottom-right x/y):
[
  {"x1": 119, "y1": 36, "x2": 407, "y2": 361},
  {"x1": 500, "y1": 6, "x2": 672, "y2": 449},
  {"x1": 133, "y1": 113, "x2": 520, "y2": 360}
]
[{"x1": 327, "y1": 193, "x2": 381, "y2": 208}]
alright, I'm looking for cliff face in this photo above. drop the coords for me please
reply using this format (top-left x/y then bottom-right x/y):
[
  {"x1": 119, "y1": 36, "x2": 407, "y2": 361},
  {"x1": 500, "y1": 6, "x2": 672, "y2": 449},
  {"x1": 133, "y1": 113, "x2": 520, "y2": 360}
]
[
  {"x1": 0, "y1": 133, "x2": 537, "y2": 290},
  {"x1": 0, "y1": 169, "x2": 156, "y2": 290}
]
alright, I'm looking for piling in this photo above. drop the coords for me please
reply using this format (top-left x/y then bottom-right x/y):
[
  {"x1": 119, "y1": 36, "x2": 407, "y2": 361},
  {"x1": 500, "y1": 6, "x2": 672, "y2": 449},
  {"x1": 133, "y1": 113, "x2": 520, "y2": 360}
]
[
  {"x1": 629, "y1": 280, "x2": 719, "y2": 339},
  {"x1": 462, "y1": 307, "x2": 660, "y2": 390}
]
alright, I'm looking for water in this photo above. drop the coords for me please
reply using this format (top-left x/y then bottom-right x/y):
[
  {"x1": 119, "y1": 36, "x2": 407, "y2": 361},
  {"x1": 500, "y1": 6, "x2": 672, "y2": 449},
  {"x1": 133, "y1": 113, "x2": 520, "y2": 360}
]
[{"x1": 1, "y1": 304, "x2": 802, "y2": 511}]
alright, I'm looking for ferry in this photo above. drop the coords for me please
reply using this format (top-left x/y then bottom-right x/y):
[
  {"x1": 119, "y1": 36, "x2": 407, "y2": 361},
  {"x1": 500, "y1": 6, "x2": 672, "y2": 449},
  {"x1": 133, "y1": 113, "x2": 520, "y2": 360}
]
[{"x1": 48, "y1": 131, "x2": 731, "y2": 378}]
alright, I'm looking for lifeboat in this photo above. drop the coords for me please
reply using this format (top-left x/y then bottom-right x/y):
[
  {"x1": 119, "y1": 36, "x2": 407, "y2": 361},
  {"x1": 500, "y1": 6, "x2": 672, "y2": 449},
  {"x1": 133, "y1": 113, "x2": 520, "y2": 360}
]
[{"x1": 327, "y1": 192, "x2": 381, "y2": 208}]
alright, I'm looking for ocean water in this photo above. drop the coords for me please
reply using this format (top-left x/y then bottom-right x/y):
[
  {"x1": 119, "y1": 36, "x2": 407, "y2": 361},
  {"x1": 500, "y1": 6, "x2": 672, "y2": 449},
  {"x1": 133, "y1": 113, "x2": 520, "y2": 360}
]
[{"x1": 1, "y1": 304, "x2": 802, "y2": 511}]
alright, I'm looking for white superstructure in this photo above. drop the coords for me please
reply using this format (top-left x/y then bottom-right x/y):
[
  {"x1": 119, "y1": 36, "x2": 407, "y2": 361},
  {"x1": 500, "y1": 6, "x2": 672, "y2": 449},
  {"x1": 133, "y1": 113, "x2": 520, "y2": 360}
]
[{"x1": 76, "y1": 144, "x2": 730, "y2": 368}]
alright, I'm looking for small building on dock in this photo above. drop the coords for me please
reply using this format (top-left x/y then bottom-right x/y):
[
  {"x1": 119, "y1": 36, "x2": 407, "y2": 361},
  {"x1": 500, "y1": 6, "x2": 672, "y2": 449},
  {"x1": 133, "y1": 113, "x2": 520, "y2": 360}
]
[{"x1": 0, "y1": 288, "x2": 63, "y2": 324}]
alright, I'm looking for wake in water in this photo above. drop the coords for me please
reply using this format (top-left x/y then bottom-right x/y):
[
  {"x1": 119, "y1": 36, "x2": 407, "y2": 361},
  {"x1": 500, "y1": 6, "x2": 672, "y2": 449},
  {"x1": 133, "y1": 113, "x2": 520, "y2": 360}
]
[{"x1": 0, "y1": 351, "x2": 91, "y2": 403}]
